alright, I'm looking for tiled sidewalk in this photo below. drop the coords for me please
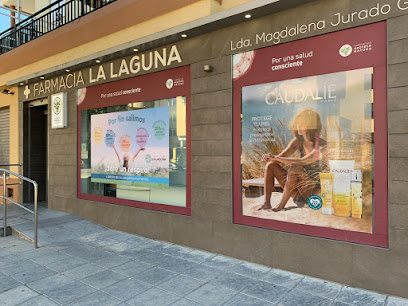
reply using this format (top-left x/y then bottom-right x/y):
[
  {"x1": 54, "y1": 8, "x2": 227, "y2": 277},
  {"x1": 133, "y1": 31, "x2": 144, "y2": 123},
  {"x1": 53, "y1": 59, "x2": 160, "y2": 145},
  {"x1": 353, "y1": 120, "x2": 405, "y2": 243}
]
[{"x1": 0, "y1": 206, "x2": 407, "y2": 306}]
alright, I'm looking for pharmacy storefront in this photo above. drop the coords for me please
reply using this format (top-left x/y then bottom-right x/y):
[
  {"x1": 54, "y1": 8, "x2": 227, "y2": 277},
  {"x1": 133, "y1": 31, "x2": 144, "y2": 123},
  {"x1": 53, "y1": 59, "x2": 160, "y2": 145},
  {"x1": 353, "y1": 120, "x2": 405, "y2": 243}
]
[{"x1": 18, "y1": 0, "x2": 408, "y2": 297}]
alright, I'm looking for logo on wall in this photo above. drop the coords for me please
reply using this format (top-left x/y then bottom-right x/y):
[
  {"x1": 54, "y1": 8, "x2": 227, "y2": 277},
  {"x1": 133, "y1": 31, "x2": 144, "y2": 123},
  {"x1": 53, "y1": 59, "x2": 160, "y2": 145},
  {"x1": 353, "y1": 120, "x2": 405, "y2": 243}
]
[
  {"x1": 24, "y1": 85, "x2": 31, "y2": 99},
  {"x1": 233, "y1": 50, "x2": 256, "y2": 80},
  {"x1": 52, "y1": 97, "x2": 62, "y2": 115},
  {"x1": 339, "y1": 44, "x2": 353, "y2": 57},
  {"x1": 166, "y1": 79, "x2": 174, "y2": 89},
  {"x1": 77, "y1": 88, "x2": 87, "y2": 105},
  {"x1": 51, "y1": 92, "x2": 67, "y2": 129}
]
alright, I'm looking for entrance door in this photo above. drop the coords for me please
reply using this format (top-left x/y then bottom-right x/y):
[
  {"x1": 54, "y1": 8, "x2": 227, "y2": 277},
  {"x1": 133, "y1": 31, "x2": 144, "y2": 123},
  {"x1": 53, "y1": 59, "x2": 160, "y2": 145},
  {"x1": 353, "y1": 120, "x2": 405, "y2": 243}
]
[{"x1": 23, "y1": 101, "x2": 48, "y2": 204}]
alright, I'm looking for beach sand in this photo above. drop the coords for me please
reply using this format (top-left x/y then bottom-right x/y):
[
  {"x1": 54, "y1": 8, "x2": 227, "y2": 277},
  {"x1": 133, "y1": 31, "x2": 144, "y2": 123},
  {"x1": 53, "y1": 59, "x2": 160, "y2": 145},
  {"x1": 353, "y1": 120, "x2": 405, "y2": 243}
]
[{"x1": 243, "y1": 192, "x2": 372, "y2": 233}]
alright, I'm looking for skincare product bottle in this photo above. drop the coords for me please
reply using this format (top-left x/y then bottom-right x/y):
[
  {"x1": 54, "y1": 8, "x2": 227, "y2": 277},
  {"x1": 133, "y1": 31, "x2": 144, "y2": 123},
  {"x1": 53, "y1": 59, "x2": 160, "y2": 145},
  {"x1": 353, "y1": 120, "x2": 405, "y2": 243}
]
[
  {"x1": 351, "y1": 170, "x2": 363, "y2": 219},
  {"x1": 329, "y1": 160, "x2": 355, "y2": 217},
  {"x1": 319, "y1": 173, "x2": 334, "y2": 215}
]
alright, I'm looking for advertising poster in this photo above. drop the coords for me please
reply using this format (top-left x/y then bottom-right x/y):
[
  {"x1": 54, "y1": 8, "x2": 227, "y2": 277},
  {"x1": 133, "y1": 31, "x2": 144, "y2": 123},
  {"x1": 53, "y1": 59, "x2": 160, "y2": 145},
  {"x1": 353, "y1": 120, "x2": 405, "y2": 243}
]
[
  {"x1": 241, "y1": 68, "x2": 373, "y2": 233},
  {"x1": 232, "y1": 22, "x2": 388, "y2": 246},
  {"x1": 90, "y1": 107, "x2": 170, "y2": 188}
]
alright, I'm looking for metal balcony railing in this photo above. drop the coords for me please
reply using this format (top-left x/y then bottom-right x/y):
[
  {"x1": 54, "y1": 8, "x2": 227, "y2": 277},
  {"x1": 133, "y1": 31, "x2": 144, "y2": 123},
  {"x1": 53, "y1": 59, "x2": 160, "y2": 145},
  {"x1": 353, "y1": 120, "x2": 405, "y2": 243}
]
[{"x1": 0, "y1": 0, "x2": 118, "y2": 55}]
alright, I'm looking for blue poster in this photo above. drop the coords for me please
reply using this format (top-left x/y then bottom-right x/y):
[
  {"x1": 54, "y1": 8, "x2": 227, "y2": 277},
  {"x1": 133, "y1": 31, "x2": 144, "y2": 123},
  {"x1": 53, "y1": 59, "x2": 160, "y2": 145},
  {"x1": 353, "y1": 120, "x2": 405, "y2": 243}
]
[{"x1": 91, "y1": 107, "x2": 170, "y2": 188}]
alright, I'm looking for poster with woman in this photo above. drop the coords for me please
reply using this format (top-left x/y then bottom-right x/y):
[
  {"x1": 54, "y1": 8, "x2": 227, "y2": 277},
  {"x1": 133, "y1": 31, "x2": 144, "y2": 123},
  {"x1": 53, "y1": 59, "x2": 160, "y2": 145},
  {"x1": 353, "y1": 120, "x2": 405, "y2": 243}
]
[{"x1": 241, "y1": 69, "x2": 373, "y2": 233}]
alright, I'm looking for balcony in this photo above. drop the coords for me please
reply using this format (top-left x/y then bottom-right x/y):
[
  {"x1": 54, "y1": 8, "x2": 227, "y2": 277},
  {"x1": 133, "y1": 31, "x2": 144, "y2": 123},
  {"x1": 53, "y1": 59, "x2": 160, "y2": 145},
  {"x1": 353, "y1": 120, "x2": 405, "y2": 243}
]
[{"x1": 0, "y1": 0, "x2": 117, "y2": 55}]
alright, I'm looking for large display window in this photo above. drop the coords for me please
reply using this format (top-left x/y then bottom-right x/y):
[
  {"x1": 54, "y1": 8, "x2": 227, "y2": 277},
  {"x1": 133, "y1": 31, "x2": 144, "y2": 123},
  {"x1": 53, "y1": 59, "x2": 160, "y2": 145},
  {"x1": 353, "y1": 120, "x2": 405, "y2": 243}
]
[
  {"x1": 78, "y1": 66, "x2": 191, "y2": 215},
  {"x1": 233, "y1": 23, "x2": 388, "y2": 246}
]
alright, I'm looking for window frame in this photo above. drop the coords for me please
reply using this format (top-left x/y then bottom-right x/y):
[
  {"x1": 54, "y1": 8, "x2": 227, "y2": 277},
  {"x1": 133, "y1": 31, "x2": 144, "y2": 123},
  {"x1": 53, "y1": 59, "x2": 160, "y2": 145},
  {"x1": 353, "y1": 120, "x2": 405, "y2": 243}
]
[{"x1": 77, "y1": 66, "x2": 191, "y2": 215}]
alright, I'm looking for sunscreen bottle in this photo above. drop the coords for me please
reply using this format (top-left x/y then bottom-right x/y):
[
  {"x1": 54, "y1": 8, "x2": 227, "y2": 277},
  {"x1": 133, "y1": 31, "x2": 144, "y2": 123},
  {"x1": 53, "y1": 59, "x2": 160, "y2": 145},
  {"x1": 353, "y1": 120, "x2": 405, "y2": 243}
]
[
  {"x1": 319, "y1": 173, "x2": 334, "y2": 215},
  {"x1": 351, "y1": 170, "x2": 363, "y2": 218},
  {"x1": 329, "y1": 160, "x2": 355, "y2": 217}
]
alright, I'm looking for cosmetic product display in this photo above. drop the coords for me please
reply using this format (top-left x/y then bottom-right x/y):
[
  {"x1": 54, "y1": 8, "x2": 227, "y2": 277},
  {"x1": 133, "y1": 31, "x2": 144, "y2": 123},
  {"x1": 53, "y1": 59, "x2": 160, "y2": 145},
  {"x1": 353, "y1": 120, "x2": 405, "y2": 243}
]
[
  {"x1": 329, "y1": 160, "x2": 355, "y2": 217},
  {"x1": 319, "y1": 173, "x2": 334, "y2": 215}
]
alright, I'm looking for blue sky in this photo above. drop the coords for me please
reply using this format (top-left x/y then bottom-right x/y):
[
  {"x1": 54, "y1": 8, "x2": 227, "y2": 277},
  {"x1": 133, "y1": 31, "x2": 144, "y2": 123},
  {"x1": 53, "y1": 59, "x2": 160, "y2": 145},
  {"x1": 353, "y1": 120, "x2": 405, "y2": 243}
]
[
  {"x1": 0, "y1": 0, "x2": 21, "y2": 33},
  {"x1": 0, "y1": 0, "x2": 34, "y2": 33},
  {"x1": 0, "y1": 0, "x2": 11, "y2": 33},
  {"x1": 0, "y1": 0, "x2": 60, "y2": 33}
]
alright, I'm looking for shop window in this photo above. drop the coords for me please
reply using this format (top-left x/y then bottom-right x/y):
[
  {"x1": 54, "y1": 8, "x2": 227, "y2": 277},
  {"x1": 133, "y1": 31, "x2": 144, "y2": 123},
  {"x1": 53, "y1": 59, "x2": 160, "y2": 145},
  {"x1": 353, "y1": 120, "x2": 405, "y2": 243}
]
[
  {"x1": 78, "y1": 66, "x2": 191, "y2": 215},
  {"x1": 232, "y1": 23, "x2": 388, "y2": 247}
]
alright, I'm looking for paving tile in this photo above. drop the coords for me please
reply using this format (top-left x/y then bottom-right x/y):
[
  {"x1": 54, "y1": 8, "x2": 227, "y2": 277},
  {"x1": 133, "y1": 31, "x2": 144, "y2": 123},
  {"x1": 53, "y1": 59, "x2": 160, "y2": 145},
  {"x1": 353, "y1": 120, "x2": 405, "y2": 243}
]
[
  {"x1": 101, "y1": 278, "x2": 152, "y2": 301},
  {"x1": 26, "y1": 273, "x2": 73, "y2": 292},
  {"x1": 171, "y1": 298, "x2": 204, "y2": 305},
  {"x1": 111, "y1": 260, "x2": 153, "y2": 277},
  {"x1": 81, "y1": 269, "x2": 128, "y2": 289},
  {"x1": 277, "y1": 289, "x2": 333, "y2": 306},
  {"x1": 209, "y1": 271, "x2": 255, "y2": 292},
  {"x1": 31, "y1": 251, "x2": 73, "y2": 265},
  {"x1": 43, "y1": 280, "x2": 97, "y2": 304},
  {"x1": 262, "y1": 269, "x2": 304, "y2": 289},
  {"x1": 0, "y1": 248, "x2": 12, "y2": 257},
  {"x1": 185, "y1": 283, "x2": 238, "y2": 306},
  {"x1": 63, "y1": 263, "x2": 107, "y2": 280},
  {"x1": 226, "y1": 261, "x2": 271, "y2": 279},
  {"x1": 46, "y1": 256, "x2": 89, "y2": 272},
  {"x1": 104, "y1": 230, "x2": 137, "y2": 242},
  {"x1": 77, "y1": 232, "x2": 112, "y2": 243},
  {"x1": 84, "y1": 237, "x2": 124, "y2": 250},
  {"x1": 223, "y1": 293, "x2": 274, "y2": 305},
  {"x1": 157, "y1": 257, "x2": 199, "y2": 273},
  {"x1": 93, "y1": 254, "x2": 131, "y2": 269},
  {"x1": 15, "y1": 247, "x2": 56, "y2": 260},
  {"x1": 132, "y1": 267, "x2": 178, "y2": 286},
  {"x1": 118, "y1": 248, "x2": 149, "y2": 259},
  {"x1": 68, "y1": 291, "x2": 122, "y2": 305},
  {"x1": 336, "y1": 286, "x2": 387, "y2": 305},
  {"x1": 103, "y1": 242, "x2": 138, "y2": 253},
  {"x1": 154, "y1": 244, "x2": 193, "y2": 258},
  {"x1": 134, "y1": 250, "x2": 171, "y2": 264},
  {"x1": 18, "y1": 295, "x2": 60, "y2": 306},
  {"x1": 331, "y1": 302, "x2": 354, "y2": 306},
  {"x1": 123, "y1": 236, "x2": 159, "y2": 250},
  {"x1": 0, "y1": 259, "x2": 42, "y2": 275},
  {"x1": 182, "y1": 264, "x2": 222, "y2": 282},
  {"x1": 11, "y1": 265, "x2": 57, "y2": 284},
  {"x1": 242, "y1": 279, "x2": 290, "y2": 303},
  {"x1": 48, "y1": 240, "x2": 84, "y2": 251},
  {"x1": 143, "y1": 242, "x2": 173, "y2": 253},
  {"x1": 0, "y1": 254, "x2": 23, "y2": 268},
  {"x1": 78, "y1": 233, "x2": 117, "y2": 245},
  {"x1": 387, "y1": 296, "x2": 408, "y2": 306},
  {"x1": 0, "y1": 272, "x2": 22, "y2": 293},
  {"x1": 181, "y1": 249, "x2": 216, "y2": 264},
  {"x1": 127, "y1": 287, "x2": 181, "y2": 306},
  {"x1": 0, "y1": 243, "x2": 32, "y2": 253},
  {"x1": 295, "y1": 276, "x2": 343, "y2": 299},
  {"x1": 60, "y1": 244, "x2": 112, "y2": 261},
  {"x1": 157, "y1": 274, "x2": 206, "y2": 296},
  {"x1": 202, "y1": 255, "x2": 241, "y2": 271},
  {"x1": 0, "y1": 285, "x2": 39, "y2": 306}
]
